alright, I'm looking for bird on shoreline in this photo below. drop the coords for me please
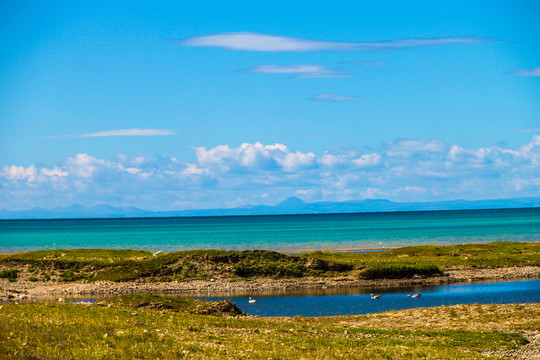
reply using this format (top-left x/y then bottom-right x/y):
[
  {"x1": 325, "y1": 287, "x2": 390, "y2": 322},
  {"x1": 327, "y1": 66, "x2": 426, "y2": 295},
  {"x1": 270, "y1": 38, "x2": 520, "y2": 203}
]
[
  {"x1": 248, "y1": 297, "x2": 257, "y2": 303},
  {"x1": 408, "y1": 293, "x2": 421, "y2": 298},
  {"x1": 370, "y1": 294, "x2": 381, "y2": 299}
]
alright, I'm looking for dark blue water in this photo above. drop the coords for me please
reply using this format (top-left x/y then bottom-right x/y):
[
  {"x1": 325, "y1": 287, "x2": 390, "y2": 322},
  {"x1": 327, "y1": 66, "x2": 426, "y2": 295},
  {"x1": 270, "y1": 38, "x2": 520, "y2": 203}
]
[
  {"x1": 1, "y1": 208, "x2": 539, "y2": 252},
  {"x1": 197, "y1": 279, "x2": 540, "y2": 317}
]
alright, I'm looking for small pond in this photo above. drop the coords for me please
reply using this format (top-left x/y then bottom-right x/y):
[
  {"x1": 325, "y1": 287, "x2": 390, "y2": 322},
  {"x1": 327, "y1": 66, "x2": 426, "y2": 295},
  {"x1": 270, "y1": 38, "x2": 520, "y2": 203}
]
[{"x1": 194, "y1": 279, "x2": 540, "y2": 317}]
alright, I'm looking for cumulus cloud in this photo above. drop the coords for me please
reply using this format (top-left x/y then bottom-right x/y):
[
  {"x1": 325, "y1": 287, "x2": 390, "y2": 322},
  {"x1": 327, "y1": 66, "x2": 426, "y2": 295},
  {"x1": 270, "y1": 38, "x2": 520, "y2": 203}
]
[
  {"x1": 508, "y1": 67, "x2": 540, "y2": 77},
  {"x1": 246, "y1": 65, "x2": 348, "y2": 79},
  {"x1": 180, "y1": 32, "x2": 487, "y2": 52},
  {"x1": 310, "y1": 94, "x2": 359, "y2": 102},
  {"x1": 194, "y1": 142, "x2": 315, "y2": 173},
  {"x1": 1, "y1": 137, "x2": 539, "y2": 211},
  {"x1": 74, "y1": 129, "x2": 177, "y2": 137}
]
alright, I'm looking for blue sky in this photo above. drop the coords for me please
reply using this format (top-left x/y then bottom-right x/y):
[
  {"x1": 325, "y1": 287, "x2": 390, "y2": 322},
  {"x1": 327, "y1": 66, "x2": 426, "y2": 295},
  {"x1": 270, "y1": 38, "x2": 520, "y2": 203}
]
[{"x1": 1, "y1": 1, "x2": 539, "y2": 211}]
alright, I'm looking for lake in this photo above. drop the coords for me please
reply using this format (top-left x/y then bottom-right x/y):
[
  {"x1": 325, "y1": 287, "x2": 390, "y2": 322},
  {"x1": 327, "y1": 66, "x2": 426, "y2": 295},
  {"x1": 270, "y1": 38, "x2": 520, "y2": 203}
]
[{"x1": 1, "y1": 207, "x2": 539, "y2": 253}]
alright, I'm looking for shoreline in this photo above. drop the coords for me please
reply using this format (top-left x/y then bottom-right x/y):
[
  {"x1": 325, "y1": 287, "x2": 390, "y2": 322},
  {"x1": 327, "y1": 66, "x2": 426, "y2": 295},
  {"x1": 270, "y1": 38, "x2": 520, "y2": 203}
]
[
  {"x1": 0, "y1": 246, "x2": 397, "y2": 256},
  {"x1": 2, "y1": 266, "x2": 539, "y2": 301}
]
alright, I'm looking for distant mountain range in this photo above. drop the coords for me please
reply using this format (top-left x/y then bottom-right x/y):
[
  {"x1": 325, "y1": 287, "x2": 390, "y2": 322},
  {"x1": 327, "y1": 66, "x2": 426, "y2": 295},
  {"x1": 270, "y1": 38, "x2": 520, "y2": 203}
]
[{"x1": 1, "y1": 197, "x2": 539, "y2": 219}]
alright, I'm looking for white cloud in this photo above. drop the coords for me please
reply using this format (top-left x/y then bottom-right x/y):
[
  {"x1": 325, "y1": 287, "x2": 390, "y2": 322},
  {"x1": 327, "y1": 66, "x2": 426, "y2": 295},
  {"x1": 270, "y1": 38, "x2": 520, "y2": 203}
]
[
  {"x1": 246, "y1": 65, "x2": 348, "y2": 79},
  {"x1": 78, "y1": 129, "x2": 177, "y2": 137},
  {"x1": 2, "y1": 165, "x2": 38, "y2": 181},
  {"x1": 1, "y1": 137, "x2": 539, "y2": 211},
  {"x1": 64, "y1": 154, "x2": 109, "y2": 178},
  {"x1": 180, "y1": 32, "x2": 487, "y2": 52},
  {"x1": 509, "y1": 67, "x2": 540, "y2": 77},
  {"x1": 40, "y1": 167, "x2": 68, "y2": 178},
  {"x1": 353, "y1": 154, "x2": 381, "y2": 168},
  {"x1": 310, "y1": 94, "x2": 358, "y2": 102}
]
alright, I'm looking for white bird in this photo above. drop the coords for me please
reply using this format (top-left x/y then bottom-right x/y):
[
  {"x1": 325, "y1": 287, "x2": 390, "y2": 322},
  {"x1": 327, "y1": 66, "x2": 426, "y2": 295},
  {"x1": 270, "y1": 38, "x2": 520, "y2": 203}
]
[
  {"x1": 407, "y1": 293, "x2": 421, "y2": 298},
  {"x1": 152, "y1": 250, "x2": 163, "y2": 257},
  {"x1": 370, "y1": 293, "x2": 382, "y2": 299},
  {"x1": 248, "y1": 297, "x2": 258, "y2": 303}
]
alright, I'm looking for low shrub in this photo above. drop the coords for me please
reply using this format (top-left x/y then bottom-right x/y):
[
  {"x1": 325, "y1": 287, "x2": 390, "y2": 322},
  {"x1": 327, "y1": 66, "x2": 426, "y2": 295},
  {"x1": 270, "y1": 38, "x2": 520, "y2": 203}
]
[
  {"x1": 360, "y1": 264, "x2": 443, "y2": 279},
  {"x1": 233, "y1": 263, "x2": 306, "y2": 278},
  {"x1": 29, "y1": 277, "x2": 39, "y2": 282},
  {"x1": 0, "y1": 269, "x2": 19, "y2": 281},
  {"x1": 60, "y1": 271, "x2": 85, "y2": 282}
]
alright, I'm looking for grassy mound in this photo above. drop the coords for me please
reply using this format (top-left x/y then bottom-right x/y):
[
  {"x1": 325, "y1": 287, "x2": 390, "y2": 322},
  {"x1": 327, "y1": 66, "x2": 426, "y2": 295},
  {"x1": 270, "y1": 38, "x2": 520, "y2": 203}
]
[
  {"x1": 96, "y1": 294, "x2": 245, "y2": 316},
  {"x1": 0, "y1": 249, "x2": 352, "y2": 283}
]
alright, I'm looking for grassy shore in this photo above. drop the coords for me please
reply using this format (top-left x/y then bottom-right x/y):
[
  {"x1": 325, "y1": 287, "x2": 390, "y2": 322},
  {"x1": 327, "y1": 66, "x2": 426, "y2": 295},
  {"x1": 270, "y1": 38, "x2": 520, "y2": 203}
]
[
  {"x1": 0, "y1": 296, "x2": 538, "y2": 359},
  {"x1": 1, "y1": 242, "x2": 538, "y2": 284}
]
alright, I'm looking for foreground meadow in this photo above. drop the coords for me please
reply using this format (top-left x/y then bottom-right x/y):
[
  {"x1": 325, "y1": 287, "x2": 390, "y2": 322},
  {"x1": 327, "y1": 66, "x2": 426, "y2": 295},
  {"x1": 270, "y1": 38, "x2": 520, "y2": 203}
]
[{"x1": 0, "y1": 298, "x2": 539, "y2": 359}]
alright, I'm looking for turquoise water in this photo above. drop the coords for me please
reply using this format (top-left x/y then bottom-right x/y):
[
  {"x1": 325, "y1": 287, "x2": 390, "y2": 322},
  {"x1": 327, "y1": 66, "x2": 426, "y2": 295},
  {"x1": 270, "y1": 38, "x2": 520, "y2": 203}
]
[{"x1": 0, "y1": 208, "x2": 539, "y2": 253}]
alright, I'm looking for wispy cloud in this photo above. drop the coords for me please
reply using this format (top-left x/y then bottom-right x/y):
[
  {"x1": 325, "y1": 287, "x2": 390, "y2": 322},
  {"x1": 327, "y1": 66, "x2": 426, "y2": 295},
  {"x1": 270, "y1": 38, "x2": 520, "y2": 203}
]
[
  {"x1": 245, "y1": 65, "x2": 349, "y2": 79},
  {"x1": 509, "y1": 67, "x2": 540, "y2": 77},
  {"x1": 53, "y1": 128, "x2": 178, "y2": 138},
  {"x1": 310, "y1": 94, "x2": 359, "y2": 102},
  {"x1": 516, "y1": 128, "x2": 540, "y2": 132},
  {"x1": 348, "y1": 60, "x2": 387, "y2": 66},
  {"x1": 180, "y1": 32, "x2": 488, "y2": 52}
]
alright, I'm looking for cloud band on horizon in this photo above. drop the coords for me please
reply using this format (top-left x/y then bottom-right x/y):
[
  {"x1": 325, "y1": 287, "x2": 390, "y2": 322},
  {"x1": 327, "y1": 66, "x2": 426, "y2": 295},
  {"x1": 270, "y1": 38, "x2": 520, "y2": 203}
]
[
  {"x1": 2, "y1": 136, "x2": 539, "y2": 211},
  {"x1": 179, "y1": 32, "x2": 489, "y2": 52}
]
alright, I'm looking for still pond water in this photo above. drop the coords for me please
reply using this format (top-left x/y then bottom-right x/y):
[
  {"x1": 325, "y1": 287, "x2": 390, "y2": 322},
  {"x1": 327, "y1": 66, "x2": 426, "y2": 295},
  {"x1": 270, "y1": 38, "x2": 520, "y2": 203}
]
[{"x1": 194, "y1": 279, "x2": 540, "y2": 317}]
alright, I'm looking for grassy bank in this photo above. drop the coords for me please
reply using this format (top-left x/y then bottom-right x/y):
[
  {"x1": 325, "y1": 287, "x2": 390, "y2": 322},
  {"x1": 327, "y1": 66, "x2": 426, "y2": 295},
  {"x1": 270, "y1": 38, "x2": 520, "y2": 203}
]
[
  {"x1": 0, "y1": 242, "x2": 538, "y2": 285},
  {"x1": 0, "y1": 296, "x2": 538, "y2": 359}
]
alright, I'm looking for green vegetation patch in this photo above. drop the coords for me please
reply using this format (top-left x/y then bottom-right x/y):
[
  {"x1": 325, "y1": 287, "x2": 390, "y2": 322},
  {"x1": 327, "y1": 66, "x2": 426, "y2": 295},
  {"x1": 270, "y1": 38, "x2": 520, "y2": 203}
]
[
  {"x1": 360, "y1": 264, "x2": 443, "y2": 279},
  {"x1": 0, "y1": 269, "x2": 19, "y2": 281}
]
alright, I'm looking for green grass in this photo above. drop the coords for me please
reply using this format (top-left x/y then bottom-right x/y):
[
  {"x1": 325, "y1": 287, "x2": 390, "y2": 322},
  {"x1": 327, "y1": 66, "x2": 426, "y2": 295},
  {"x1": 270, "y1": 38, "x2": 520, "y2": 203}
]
[
  {"x1": 0, "y1": 301, "x2": 537, "y2": 359},
  {"x1": 306, "y1": 241, "x2": 540, "y2": 268}
]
